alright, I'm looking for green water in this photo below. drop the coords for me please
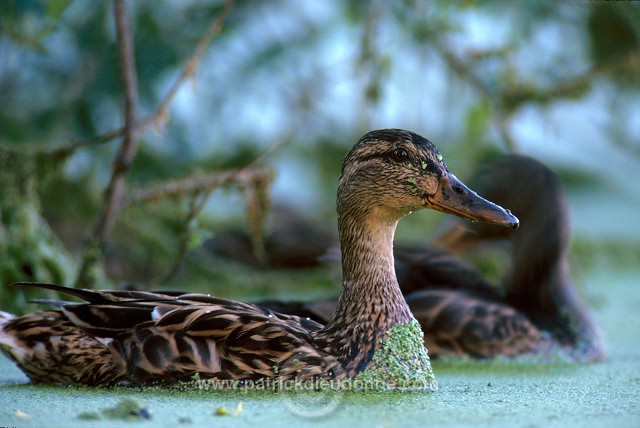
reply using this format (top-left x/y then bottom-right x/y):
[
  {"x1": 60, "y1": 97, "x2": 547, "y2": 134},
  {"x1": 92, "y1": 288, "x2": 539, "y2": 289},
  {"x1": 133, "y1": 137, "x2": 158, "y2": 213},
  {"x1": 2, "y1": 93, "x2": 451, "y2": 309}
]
[{"x1": 0, "y1": 267, "x2": 638, "y2": 428}]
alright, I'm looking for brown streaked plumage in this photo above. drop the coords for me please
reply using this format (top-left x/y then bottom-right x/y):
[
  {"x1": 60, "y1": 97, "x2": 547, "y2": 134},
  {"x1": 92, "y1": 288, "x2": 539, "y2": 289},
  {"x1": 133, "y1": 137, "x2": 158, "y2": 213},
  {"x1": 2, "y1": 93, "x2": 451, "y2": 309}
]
[
  {"x1": 0, "y1": 129, "x2": 518, "y2": 386},
  {"x1": 259, "y1": 155, "x2": 605, "y2": 362}
]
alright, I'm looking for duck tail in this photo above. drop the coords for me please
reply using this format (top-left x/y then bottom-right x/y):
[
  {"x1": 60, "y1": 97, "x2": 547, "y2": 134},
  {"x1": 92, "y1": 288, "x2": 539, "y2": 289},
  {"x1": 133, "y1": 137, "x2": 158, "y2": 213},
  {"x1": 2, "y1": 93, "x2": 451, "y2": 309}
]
[
  {"x1": 0, "y1": 311, "x2": 18, "y2": 356},
  {"x1": 10, "y1": 282, "x2": 109, "y2": 304},
  {"x1": 0, "y1": 311, "x2": 15, "y2": 329}
]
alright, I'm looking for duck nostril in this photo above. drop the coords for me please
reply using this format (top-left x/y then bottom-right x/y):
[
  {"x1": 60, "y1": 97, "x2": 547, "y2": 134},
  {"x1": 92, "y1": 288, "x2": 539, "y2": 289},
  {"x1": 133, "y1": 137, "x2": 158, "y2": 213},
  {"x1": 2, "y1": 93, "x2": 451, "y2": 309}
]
[{"x1": 453, "y1": 185, "x2": 465, "y2": 195}]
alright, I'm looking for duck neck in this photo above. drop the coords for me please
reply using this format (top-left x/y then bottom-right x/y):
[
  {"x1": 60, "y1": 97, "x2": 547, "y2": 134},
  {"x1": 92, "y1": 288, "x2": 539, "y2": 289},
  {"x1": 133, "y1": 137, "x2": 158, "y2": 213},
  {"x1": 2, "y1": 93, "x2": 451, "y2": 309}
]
[
  {"x1": 318, "y1": 208, "x2": 413, "y2": 374},
  {"x1": 505, "y1": 212, "x2": 604, "y2": 359}
]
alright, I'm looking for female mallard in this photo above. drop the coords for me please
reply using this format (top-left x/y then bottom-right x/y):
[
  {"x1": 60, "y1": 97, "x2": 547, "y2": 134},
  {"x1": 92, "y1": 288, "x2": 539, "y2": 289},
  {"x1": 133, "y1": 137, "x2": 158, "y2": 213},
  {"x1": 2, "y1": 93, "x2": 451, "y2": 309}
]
[
  {"x1": 261, "y1": 155, "x2": 605, "y2": 362},
  {"x1": 0, "y1": 129, "x2": 518, "y2": 386},
  {"x1": 404, "y1": 154, "x2": 605, "y2": 361}
]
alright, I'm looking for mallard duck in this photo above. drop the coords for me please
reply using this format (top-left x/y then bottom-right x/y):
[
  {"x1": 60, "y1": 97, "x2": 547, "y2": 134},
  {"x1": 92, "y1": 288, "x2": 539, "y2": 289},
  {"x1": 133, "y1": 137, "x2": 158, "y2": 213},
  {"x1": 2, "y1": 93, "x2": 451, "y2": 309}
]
[
  {"x1": 259, "y1": 155, "x2": 605, "y2": 362},
  {"x1": 0, "y1": 129, "x2": 518, "y2": 386},
  {"x1": 408, "y1": 154, "x2": 606, "y2": 361}
]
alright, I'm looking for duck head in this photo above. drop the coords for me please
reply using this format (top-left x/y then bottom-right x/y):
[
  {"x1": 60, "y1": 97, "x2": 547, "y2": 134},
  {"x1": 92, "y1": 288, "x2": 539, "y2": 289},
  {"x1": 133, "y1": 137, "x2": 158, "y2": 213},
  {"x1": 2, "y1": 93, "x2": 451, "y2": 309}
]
[{"x1": 338, "y1": 129, "x2": 520, "y2": 229}]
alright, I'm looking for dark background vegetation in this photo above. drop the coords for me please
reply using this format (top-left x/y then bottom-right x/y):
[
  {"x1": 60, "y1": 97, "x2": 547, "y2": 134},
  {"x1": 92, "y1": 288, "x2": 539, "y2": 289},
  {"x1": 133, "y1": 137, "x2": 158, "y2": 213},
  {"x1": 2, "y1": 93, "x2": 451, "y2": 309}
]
[{"x1": 1, "y1": 0, "x2": 639, "y2": 313}]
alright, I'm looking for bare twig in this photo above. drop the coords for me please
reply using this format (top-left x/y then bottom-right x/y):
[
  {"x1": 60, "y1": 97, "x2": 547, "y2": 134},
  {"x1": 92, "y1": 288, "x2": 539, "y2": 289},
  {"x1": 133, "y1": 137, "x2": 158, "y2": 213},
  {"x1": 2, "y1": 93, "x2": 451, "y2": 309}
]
[
  {"x1": 74, "y1": 1, "x2": 234, "y2": 287},
  {"x1": 126, "y1": 166, "x2": 275, "y2": 206},
  {"x1": 149, "y1": 135, "x2": 286, "y2": 282},
  {"x1": 125, "y1": 135, "x2": 287, "y2": 206},
  {"x1": 48, "y1": 128, "x2": 126, "y2": 157},
  {"x1": 76, "y1": 0, "x2": 140, "y2": 287},
  {"x1": 435, "y1": 40, "x2": 490, "y2": 97},
  {"x1": 154, "y1": 163, "x2": 274, "y2": 284},
  {"x1": 28, "y1": 0, "x2": 233, "y2": 158},
  {"x1": 358, "y1": 0, "x2": 384, "y2": 128},
  {"x1": 435, "y1": 40, "x2": 640, "y2": 152},
  {"x1": 433, "y1": 40, "x2": 519, "y2": 151},
  {"x1": 144, "y1": 0, "x2": 233, "y2": 134},
  {"x1": 244, "y1": 172, "x2": 271, "y2": 265},
  {"x1": 94, "y1": 0, "x2": 140, "y2": 244},
  {"x1": 159, "y1": 194, "x2": 203, "y2": 284}
]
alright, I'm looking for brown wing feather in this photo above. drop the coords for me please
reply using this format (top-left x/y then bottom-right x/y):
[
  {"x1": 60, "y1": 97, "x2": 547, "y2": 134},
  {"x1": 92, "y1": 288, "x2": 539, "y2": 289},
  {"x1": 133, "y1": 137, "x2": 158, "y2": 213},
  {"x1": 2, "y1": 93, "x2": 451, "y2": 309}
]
[
  {"x1": 2, "y1": 283, "x2": 339, "y2": 386},
  {"x1": 109, "y1": 303, "x2": 337, "y2": 384},
  {"x1": 406, "y1": 289, "x2": 542, "y2": 358}
]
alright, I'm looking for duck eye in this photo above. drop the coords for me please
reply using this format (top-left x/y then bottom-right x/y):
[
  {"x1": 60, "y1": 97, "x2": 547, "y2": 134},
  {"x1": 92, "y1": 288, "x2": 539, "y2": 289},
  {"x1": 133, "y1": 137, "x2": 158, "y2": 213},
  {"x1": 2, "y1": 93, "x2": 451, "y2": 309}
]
[{"x1": 390, "y1": 149, "x2": 409, "y2": 162}]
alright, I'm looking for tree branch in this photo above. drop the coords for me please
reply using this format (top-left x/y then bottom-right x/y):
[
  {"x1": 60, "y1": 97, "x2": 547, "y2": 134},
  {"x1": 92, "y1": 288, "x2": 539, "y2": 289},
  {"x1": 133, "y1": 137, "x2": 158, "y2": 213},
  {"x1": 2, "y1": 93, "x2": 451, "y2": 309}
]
[
  {"x1": 144, "y1": 0, "x2": 233, "y2": 134},
  {"x1": 435, "y1": 40, "x2": 640, "y2": 152},
  {"x1": 74, "y1": 1, "x2": 234, "y2": 287},
  {"x1": 24, "y1": 0, "x2": 233, "y2": 158},
  {"x1": 93, "y1": 0, "x2": 140, "y2": 244},
  {"x1": 159, "y1": 194, "x2": 204, "y2": 285},
  {"x1": 127, "y1": 134, "x2": 286, "y2": 281},
  {"x1": 125, "y1": 166, "x2": 275, "y2": 206},
  {"x1": 124, "y1": 132, "x2": 285, "y2": 206},
  {"x1": 76, "y1": 0, "x2": 139, "y2": 287}
]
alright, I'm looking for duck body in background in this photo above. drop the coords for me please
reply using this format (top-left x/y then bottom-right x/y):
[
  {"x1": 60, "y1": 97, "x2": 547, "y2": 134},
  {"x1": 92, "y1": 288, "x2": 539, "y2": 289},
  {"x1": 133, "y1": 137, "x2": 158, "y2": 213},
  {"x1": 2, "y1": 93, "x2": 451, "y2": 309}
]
[
  {"x1": 257, "y1": 155, "x2": 606, "y2": 362},
  {"x1": 0, "y1": 129, "x2": 519, "y2": 386}
]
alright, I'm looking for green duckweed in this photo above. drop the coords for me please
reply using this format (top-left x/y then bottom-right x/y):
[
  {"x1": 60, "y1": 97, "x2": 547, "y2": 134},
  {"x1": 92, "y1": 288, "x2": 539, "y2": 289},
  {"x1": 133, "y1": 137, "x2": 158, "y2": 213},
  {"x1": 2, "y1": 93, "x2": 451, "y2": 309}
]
[{"x1": 354, "y1": 319, "x2": 437, "y2": 391}]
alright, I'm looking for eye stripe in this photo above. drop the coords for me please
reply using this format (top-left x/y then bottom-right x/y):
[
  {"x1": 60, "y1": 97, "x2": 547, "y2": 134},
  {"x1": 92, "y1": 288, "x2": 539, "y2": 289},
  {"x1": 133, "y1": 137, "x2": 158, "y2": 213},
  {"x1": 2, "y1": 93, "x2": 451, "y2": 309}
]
[
  {"x1": 346, "y1": 144, "x2": 438, "y2": 169},
  {"x1": 353, "y1": 150, "x2": 413, "y2": 165}
]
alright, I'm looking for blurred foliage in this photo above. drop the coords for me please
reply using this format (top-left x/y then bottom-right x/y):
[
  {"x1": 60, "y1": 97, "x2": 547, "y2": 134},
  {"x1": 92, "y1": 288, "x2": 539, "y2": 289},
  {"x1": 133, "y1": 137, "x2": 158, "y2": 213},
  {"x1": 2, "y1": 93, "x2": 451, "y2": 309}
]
[
  {"x1": 588, "y1": 3, "x2": 640, "y2": 70},
  {"x1": 0, "y1": 149, "x2": 76, "y2": 312},
  {"x1": 1, "y1": 0, "x2": 639, "y2": 311}
]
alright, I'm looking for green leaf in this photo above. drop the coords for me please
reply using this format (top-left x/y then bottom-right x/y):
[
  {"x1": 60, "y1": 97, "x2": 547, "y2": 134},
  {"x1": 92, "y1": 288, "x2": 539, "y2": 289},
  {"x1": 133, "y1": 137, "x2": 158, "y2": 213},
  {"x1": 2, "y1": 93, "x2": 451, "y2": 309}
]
[{"x1": 46, "y1": 0, "x2": 72, "y2": 20}]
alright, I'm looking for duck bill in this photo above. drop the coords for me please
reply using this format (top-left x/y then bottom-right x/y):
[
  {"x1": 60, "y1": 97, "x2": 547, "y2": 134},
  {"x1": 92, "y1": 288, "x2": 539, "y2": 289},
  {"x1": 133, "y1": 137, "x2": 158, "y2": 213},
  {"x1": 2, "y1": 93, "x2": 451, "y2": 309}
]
[{"x1": 424, "y1": 173, "x2": 519, "y2": 229}]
